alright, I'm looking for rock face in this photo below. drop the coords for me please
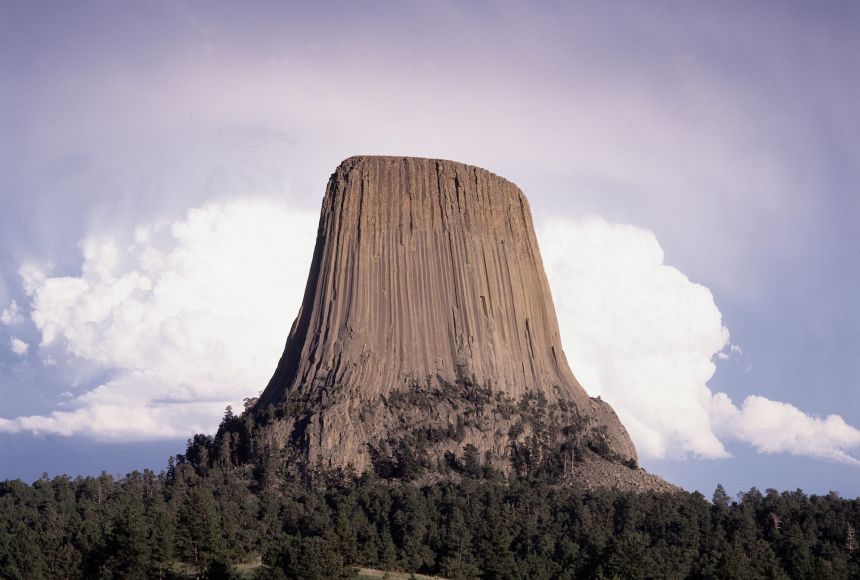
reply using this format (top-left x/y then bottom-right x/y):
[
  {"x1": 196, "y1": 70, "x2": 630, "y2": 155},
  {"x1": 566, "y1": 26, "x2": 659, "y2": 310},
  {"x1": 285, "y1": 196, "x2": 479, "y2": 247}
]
[{"x1": 258, "y1": 156, "x2": 641, "y2": 480}]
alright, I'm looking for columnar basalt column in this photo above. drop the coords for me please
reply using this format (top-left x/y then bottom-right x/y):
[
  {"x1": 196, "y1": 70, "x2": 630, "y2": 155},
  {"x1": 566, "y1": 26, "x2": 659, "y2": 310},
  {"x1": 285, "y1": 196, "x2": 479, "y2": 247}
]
[{"x1": 258, "y1": 156, "x2": 637, "y2": 472}]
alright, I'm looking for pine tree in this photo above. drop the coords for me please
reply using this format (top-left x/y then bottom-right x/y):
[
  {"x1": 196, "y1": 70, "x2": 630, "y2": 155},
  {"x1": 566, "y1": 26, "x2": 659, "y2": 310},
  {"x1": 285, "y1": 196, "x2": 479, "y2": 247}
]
[
  {"x1": 177, "y1": 484, "x2": 224, "y2": 578},
  {"x1": 713, "y1": 483, "x2": 731, "y2": 509}
]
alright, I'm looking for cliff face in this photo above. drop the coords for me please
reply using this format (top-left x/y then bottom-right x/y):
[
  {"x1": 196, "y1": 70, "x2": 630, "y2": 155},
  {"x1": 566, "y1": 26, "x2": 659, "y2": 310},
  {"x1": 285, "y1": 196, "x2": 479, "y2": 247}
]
[{"x1": 258, "y1": 156, "x2": 639, "y2": 479}]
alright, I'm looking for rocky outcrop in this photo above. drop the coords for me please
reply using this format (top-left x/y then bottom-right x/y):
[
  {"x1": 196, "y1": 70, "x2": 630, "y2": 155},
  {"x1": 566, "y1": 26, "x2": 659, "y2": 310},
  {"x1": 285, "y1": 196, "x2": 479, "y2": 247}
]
[{"x1": 258, "y1": 156, "x2": 648, "y2": 485}]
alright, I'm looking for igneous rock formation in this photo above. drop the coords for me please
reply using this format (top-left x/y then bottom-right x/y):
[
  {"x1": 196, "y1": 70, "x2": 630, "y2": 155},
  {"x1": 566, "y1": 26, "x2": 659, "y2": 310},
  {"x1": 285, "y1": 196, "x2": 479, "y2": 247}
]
[{"x1": 256, "y1": 156, "x2": 657, "y2": 486}]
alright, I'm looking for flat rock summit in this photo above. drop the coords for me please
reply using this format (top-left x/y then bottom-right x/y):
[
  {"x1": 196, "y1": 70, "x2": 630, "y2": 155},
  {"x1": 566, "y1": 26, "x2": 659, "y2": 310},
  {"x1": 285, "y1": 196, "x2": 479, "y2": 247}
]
[{"x1": 256, "y1": 156, "x2": 673, "y2": 491}]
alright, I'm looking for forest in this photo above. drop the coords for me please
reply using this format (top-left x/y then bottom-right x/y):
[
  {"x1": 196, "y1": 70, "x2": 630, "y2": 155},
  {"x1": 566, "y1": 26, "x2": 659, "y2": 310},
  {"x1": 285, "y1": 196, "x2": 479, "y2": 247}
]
[{"x1": 1, "y1": 406, "x2": 858, "y2": 579}]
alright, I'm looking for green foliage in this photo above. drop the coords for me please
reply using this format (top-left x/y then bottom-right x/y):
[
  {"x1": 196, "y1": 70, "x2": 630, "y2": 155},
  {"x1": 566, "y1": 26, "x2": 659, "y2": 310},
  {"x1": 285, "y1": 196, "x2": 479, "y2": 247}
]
[
  {"x1": 713, "y1": 483, "x2": 731, "y2": 509},
  {"x1": 361, "y1": 385, "x2": 633, "y2": 483},
  {"x1": 1, "y1": 407, "x2": 859, "y2": 579}
]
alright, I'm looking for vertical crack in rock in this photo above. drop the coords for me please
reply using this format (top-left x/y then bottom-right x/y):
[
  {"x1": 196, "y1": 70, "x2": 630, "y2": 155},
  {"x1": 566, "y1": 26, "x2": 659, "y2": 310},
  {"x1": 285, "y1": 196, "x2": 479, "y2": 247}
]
[{"x1": 258, "y1": 156, "x2": 638, "y2": 476}]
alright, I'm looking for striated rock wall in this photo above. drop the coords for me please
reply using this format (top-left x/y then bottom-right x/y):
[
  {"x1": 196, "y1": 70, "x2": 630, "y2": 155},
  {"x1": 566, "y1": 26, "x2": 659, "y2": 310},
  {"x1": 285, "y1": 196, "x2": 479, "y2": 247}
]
[{"x1": 258, "y1": 156, "x2": 638, "y2": 476}]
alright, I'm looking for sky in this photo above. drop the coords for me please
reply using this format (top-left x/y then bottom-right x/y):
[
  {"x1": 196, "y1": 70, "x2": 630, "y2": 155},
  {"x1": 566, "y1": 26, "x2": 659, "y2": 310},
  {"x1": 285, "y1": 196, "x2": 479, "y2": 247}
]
[{"x1": 1, "y1": 0, "x2": 858, "y2": 497}]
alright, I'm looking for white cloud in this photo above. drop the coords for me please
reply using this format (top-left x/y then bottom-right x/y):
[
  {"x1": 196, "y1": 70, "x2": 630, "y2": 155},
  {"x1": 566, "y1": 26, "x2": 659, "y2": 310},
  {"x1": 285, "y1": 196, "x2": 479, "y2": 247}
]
[
  {"x1": 540, "y1": 217, "x2": 731, "y2": 459},
  {"x1": 1, "y1": 300, "x2": 23, "y2": 326},
  {"x1": 0, "y1": 373, "x2": 227, "y2": 439},
  {"x1": 711, "y1": 394, "x2": 860, "y2": 465},
  {"x1": 9, "y1": 338, "x2": 28, "y2": 356},
  {"x1": 540, "y1": 216, "x2": 860, "y2": 464},
  {"x1": 716, "y1": 343, "x2": 743, "y2": 361},
  {"x1": 19, "y1": 264, "x2": 47, "y2": 296},
  {"x1": 0, "y1": 198, "x2": 317, "y2": 440}
]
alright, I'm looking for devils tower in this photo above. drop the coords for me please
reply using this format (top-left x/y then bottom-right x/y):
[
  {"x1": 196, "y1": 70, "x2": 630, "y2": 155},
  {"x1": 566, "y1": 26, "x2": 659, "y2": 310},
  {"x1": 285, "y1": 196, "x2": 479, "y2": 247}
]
[{"x1": 256, "y1": 156, "x2": 658, "y2": 487}]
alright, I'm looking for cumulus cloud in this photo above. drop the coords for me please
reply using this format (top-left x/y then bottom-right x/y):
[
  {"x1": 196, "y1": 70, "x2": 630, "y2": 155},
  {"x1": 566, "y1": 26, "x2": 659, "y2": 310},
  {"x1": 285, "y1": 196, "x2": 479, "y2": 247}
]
[
  {"x1": 711, "y1": 394, "x2": 860, "y2": 465},
  {"x1": 540, "y1": 216, "x2": 860, "y2": 464},
  {"x1": 9, "y1": 338, "x2": 28, "y2": 356},
  {"x1": 0, "y1": 198, "x2": 317, "y2": 439},
  {"x1": 1, "y1": 300, "x2": 23, "y2": 326},
  {"x1": 540, "y1": 217, "x2": 731, "y2": 459}
]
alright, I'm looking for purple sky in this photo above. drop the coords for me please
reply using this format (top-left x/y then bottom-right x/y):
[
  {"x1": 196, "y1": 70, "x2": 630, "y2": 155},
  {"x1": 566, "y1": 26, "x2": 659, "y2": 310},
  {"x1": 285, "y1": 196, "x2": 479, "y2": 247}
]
[{"x1": 1, "y1": 1, "x2": 859, "y2": 496}]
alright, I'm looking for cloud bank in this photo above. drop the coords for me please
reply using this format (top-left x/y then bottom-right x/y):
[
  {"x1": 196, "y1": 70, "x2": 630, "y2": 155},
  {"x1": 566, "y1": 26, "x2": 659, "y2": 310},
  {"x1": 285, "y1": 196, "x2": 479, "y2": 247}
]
[
  {"x1": 1, "y1": 199, "x2": 316, "y2": 439},
  {"x1": 710, "y1": 394, "x2": 860, "y2": 465},
  {"x1": 540, "y1": 216, "x2": 860, "y2": 464},
  {"x1": 3, "y1": 204, "x2": 859, "y2": 464}
]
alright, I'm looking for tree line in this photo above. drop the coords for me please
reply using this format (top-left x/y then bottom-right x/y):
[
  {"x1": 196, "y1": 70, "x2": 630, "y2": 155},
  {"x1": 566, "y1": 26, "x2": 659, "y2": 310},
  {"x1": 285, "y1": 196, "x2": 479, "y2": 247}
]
[{"x1": 1, "y1": 407, "x2": 858, "y2": 579}]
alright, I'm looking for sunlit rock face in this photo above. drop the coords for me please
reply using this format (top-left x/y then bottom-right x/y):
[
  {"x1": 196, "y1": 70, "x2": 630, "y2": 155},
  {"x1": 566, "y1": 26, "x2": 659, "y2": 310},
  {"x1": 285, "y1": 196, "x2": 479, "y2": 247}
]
[{"x1": 258, "y1": 156, "x2": 638, "y2": 478}]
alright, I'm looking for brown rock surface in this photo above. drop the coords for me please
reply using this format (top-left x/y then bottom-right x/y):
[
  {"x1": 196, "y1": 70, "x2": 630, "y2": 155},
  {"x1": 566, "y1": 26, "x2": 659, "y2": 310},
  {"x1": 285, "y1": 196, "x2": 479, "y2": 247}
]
[
  {"x1": 258, "y1": 156, "x2": 649, "y2": 485},
  {"x1": 562, "y1": 457, "x2": 681, "y2": 494}
]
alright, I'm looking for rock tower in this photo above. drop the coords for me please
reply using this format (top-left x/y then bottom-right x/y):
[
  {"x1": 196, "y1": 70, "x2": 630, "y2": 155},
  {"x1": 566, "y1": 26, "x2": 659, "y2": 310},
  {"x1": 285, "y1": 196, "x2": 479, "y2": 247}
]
[{"x1": 257, "y1": 156, "x2": 640, "y2": 480}]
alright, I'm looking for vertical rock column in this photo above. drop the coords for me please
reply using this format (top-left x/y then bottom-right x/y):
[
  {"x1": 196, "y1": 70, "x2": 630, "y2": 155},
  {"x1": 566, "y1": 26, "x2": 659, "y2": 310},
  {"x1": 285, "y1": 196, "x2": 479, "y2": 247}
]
[
  {"x1": 261, "y1": 156, "x2": 590, "y2": 405},
  {"x1": 258, "y1": 156, "x2": 637, "y2": 470}
]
